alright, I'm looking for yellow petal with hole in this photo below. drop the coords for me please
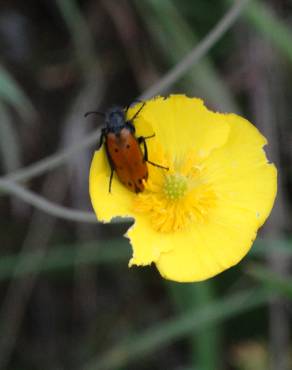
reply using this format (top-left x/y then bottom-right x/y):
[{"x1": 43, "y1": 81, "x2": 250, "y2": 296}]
[{"x1": 127, "y1": 215, "x2": 175, "y2": 266}]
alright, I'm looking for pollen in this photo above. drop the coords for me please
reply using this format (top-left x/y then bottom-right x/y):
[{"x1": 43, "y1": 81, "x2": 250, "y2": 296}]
[
  {"x1": 163, "y1": 174, "x2": 188, "y2": 200},
  {"x1": 133, "y1": 156, "x2": 217, "y2": 234}
]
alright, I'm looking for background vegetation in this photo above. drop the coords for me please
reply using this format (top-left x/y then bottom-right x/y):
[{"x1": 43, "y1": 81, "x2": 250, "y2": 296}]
[{"x1": 0, "y1": 0, "x2": 291, "y2": 369}]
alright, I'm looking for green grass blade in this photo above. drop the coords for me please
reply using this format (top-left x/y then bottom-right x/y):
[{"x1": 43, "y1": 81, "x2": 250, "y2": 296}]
[
  {"x1": 0, "y1": 239, "x2": 130, "y2": 280},
  {"x1": 166, "y1": 281, "x2": 220, "y2": 370},
  {"x1": 55, "y1": 0, "x2": 97, "y2": 73},
  {"x1": 244, "y1": 0, "x2": 292, "y2": 63},
  {"x1": 84, "y1": 289, "x2": 270, "y2": 370},
  {"x1": 0, "y1": 101, "x2": 21, "y2": 172},
  {"x1": 250, "y1": 238, "x2": 292, "y2": 257},
  {"x1": 246, "y1": 263, "x2": 292, "y2": 298},
  {"x1": 0, "y1": 238, "x2": 291, "y2": 281},
  {"x1": 135, "y1": 0, "x2": 239, "y2": 111},
  {"x1": 0, "y1": 64, "x2": 35, "y2": 121},
  {"x1": 190, "y1": 283, "x2": 220, "y2": 370}
]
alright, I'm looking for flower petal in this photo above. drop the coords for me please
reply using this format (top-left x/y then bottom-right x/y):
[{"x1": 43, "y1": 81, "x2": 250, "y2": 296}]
[
  {"x1": 155, "y1": 113, "x2": 277, "y2": 282},
  {"x1": 127, "y1": 215, "x2": 175, "y2": 266},
  {"x1": 128, "y1": 95, "x2": 230, "y2": 160},
  {"x1": 204, "y1": 113, "x2": 277, "y2": 228},
  {"x1": 89, "y1": 150, "x2": 134, "y2": 222},
  {"x1": 90, "y1": 95, "x2": 277, "y2": 283},
  {"x1": 156, "y1": 216, "x2": 257, "y2": 282}
]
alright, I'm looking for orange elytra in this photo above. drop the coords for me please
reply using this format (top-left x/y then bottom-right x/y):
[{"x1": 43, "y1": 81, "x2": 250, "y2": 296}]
[{"x1": 85, "y1": 102, "x2": 167, "y2": 193}]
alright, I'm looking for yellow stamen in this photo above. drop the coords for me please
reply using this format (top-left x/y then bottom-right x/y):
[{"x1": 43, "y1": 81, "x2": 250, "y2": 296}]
[{"x1": 134, "y1": 157, "x2": 217, "y2": 233}]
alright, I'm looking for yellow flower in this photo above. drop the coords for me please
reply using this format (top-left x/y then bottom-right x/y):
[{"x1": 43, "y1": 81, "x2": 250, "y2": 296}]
[{"x1": 89, "y1": 95, "x2": 277, "y2": 282}]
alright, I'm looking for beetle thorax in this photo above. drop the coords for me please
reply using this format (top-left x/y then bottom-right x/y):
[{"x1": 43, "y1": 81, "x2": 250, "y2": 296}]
[{"x1": 105, "y1": 106, "x2": 134, "y2": 134}]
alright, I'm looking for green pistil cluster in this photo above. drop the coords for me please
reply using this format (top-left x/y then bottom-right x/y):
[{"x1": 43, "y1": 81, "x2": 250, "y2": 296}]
[{"x1": 163, "y1": 173, "x2": 188, "y2": 200}]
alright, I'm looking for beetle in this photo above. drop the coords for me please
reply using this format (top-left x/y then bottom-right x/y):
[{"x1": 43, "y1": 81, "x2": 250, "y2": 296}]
[{"x1": 85, "y1": 102, "x2": 167, "y2": 193}]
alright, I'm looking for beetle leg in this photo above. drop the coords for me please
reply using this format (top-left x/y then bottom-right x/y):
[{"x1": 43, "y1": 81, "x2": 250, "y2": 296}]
[
  {"x1": 129, "y1": 101, "x2": 146, "y2": 121},
  {"x1": 138, "y1": 136, "x2": 168, "y2": 170},
  {"x1": 143, "y1": 134, "x2": 155, "y2": 140},
  {"x1": 97, "y1": 130, "x2": 105, "y2": 150},
  {"x1": 103, "y1": 139, "x2": 115, "y2": 193},
  {"x1": 108, "y1": 167, "x2": 114, "y2": 193},
  {"x1": 137, "y1": 134, "x2": 155, "y2": 145},
  {"x1": 125, "y1": 99, "x2": 142, "y2": 114}
]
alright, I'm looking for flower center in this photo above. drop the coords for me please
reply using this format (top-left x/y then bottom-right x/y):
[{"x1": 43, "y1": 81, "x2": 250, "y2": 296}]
[
  {"x1": 133, "y1": 156, "x2": 217, "y2": 234},
  {"x1": 163, "y1": 174, "x2": 188, "y2": 200}
]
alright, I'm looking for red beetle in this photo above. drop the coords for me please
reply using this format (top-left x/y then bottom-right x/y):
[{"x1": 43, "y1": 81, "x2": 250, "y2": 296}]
[{"x1": 85, "y1": 102, "x2": 167, "y2": 193}]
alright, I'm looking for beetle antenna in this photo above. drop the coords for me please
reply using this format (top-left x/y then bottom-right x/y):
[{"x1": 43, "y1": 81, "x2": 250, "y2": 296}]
[{"x1": 84, "y1": 111, "x2": 105, "y2": 118}]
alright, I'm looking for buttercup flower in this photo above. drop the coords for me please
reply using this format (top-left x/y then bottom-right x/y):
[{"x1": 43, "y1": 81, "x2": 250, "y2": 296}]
[{"x1": 89, "y1": 95, "x2": 277, "y2": 282}]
